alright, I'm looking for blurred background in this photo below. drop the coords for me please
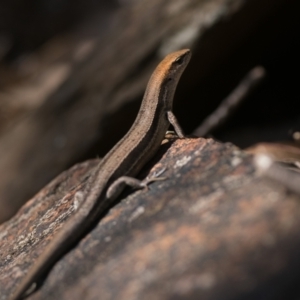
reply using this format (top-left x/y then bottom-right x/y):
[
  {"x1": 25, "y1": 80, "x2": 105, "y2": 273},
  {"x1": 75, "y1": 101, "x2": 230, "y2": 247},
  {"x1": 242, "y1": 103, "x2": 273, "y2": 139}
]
[{"x1": 0, "y1": 0, "x2": 299, "y2": 222}]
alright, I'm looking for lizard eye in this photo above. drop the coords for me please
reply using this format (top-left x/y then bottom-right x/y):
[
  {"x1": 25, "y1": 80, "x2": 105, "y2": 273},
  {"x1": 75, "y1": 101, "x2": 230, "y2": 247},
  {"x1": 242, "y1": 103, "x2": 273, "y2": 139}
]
[{"x1": 174, "y1": 56, "x2": 184, "y2": 65}]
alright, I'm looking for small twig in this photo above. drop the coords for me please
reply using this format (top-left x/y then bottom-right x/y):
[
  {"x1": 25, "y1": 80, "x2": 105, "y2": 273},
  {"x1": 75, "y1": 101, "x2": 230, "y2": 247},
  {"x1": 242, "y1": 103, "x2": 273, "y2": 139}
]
[
  {"x1": 193, "y1": 66, "x2": 266, "y2": 137},
  {"x1": 254, "y1": 154, "x2": 300, "y2": 195},
  {"x1": 246, "y1": 142, "x2": 300, "y2": 165}
]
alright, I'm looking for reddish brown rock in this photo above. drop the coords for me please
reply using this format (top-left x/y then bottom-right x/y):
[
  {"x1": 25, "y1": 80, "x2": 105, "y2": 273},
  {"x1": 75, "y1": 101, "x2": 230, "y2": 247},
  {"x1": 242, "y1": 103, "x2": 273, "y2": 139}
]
[{"x1": 1, "y1": 138, "x2": 300, "y2": 299}]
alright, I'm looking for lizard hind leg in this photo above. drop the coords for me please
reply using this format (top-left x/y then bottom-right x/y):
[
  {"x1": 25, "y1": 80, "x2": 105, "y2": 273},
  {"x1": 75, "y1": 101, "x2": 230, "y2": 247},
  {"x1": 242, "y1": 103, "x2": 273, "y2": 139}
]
[{"x1": 106, "y1": 168, "x2": 167, "y2": 199}]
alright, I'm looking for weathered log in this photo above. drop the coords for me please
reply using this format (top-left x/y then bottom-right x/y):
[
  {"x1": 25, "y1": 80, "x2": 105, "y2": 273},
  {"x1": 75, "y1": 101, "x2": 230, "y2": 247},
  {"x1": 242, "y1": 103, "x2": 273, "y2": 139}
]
[{"x1": 1, "y1": 138, "x2": 300, "y2": 299}]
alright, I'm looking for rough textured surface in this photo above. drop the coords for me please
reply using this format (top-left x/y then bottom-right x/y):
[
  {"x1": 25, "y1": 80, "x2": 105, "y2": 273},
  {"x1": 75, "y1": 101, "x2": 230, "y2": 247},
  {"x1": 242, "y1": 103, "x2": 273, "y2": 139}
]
[
  {"x1": 1, "y1": 138, "x2": 300, "y2": 299},
  {"x1": 0, "y1": 159, "x2": 99, "y2": 296}
]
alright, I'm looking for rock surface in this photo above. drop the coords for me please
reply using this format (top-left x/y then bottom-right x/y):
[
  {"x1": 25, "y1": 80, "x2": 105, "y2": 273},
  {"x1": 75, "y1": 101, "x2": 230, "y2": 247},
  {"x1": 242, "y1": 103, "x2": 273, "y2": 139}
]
[{"x1": 1, "y1": 138, "x2": 300, "y2": 299}]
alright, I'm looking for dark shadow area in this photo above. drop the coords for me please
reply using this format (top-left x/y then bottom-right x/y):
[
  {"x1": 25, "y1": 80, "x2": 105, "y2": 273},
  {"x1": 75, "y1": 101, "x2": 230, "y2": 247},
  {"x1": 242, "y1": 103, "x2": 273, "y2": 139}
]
[{"x1": 174, "y1": 0, "x2": 300, "y2": 148}]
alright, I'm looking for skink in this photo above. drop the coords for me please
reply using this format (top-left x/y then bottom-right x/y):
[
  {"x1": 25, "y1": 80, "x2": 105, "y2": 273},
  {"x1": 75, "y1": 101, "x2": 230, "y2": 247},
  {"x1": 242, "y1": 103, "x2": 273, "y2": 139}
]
[{"x1": 10, "y1": 48, "x2": 191, "y2": 300}]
